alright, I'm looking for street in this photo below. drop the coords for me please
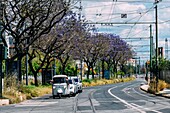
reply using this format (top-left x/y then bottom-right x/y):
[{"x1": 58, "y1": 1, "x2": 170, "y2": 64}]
[{"x1": 1, "y1": 78, "x2": 170, "y2": 113}]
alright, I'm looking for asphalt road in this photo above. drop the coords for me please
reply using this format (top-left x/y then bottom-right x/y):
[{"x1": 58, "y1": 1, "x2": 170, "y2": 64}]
[
  {"x1": 77, "y1": 78, "x2": 170, "y2": 113},
  {"x1": 1, "y1": 78, "x2": 170, "y2": 113}
]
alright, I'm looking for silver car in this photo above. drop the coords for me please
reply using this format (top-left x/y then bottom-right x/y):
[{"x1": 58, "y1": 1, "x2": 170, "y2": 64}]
[
  {"x1": 71, "y1": 76, "x2": 82, "y2": 93},
  {"x1": 68, "y1": 78, "x2": 77, "y2": 96}
]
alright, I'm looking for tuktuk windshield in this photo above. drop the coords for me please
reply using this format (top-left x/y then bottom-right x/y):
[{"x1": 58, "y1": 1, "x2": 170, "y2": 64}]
[
  {"x1": 74, "y1": 78, "x2": 78, "y2": 82},
  {"x1": 68, "y1": 79, "x2": 73, "y2": 84},
  {"x1": 53, "y1": 77, "x2": 66, "y2": 84}
]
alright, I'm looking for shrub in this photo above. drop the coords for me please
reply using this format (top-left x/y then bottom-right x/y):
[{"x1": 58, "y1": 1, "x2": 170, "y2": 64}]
[
  {"x1": 3, "y1": 74, "x2": 52, "y2": 104},
  {"x1": 148, "y1": 79, "x2": 167, "y2": 93},
  {"x1": 167, "y1": 83, "x2": 170, "y2": 88},
  {"x1": 82, "y1": 79, "x2": 92, "y2": 83},
  {"x1": 148, "y1": 81, "x2": 156, "y2": 94},
  {"x1": 82, "y1": 77, "x2": 135, "y2": 87},
  {"x1": 82, "y1": 82, "x2": 90, "y2": 87},
  {"x1": 158, "y1": 80, "x2": 167, "y2": 91}
]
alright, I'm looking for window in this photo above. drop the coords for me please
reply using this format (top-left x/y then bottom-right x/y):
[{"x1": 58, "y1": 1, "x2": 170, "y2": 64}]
[{"x1": 53, "y1": 77, "x2": 66, "y2": 84}]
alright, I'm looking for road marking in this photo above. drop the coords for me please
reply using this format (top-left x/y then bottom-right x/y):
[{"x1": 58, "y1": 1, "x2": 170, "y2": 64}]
[
  {"x1": 15, "y1": 101, "x2": 58, "y2": 107},
  {"x1": 89, "y1": 90, "x2": 96, "y2": 113},
  {"x1": 108, "y1": 86, "x2": 146, "y2": 113},
  {"x1": 109, "y1": 83, "x2": 162, "y2": 113},
  {"x1": 131, "y1": 103, "x2": 162, "y2": 113}
]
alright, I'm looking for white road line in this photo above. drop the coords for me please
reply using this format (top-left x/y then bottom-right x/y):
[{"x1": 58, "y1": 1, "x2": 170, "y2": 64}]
[
  {"x1": 131, "y1": 103, "x2": 162, "y2": 113},
  {"x1": 133, "y1": 87, "x2": 156, "y2": 99},
  {"x1": 114, "y1": 83, "x2": 162, "y2": 113},
  {"x1": 108, "y1": 86, "x2": 146, "y2": 113}
]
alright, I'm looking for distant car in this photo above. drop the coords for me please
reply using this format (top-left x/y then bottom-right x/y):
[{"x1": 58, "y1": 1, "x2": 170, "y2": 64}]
[
  {"x1": 68, "y1": 78, "x2": 77, "y2": 96},
  {"x1": 71, "y1": 76, "x2": 82, "y2": 93}
]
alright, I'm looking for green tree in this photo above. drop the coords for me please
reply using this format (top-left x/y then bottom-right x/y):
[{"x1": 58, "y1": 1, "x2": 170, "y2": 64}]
[{"x1": 1, "y1": 0, "x2": 72, "y2": 84}]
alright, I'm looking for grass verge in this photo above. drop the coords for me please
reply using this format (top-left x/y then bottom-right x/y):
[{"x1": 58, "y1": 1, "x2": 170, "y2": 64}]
[
  {"x1": 3, "y1": 75, "x2": 51, "y2": 104},
  {"x1": 3, "y1": 75, "x2": 135, "y2": 104},
  {"x1": 82, "y1": 77, "x2": 135, "y2": 87}
]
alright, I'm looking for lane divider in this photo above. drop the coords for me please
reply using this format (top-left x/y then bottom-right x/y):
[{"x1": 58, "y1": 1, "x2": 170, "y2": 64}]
[
  {"x1": 131, "y1": 103, "x2": 162, "y2": 113},
  {"x1": 108, "y1": 86, "x2": 146, "y2": 113}
]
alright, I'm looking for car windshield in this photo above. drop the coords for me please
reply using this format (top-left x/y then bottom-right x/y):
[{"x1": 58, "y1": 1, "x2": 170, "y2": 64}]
[
  {"x1": 74, "y1": 78, "x2": 78, "y2": 82},
  {"x1": 68, "y1": 79, "x2": 73, "y2": 84},
  {"x1": 53, "y1": 77, "x2": 66, "y2": 84}
]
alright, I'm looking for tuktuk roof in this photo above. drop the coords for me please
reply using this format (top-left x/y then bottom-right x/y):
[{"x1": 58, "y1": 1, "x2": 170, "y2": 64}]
[{"x1": 53, "y1": 75, "x2": 68, "y2": 78}]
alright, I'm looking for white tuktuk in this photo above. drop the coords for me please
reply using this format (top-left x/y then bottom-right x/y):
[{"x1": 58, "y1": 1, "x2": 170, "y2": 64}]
[{"x1": 52, "y1": 75, "x2": 70, "y2": 99}]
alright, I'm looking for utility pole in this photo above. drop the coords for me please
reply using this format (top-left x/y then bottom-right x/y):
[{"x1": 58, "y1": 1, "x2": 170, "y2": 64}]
[
  {"x1": 79, "y1": 0, "x2": 83, "y2": 81},
  {"x1": 135, "y1": 59, "x2": 137, "y2": 75},
  {"x1": 26, "y1": 42, "x2": 28, "y2": 85},
  {"x1": 53, "y1": 58, "x2": 56, "y2": 75},
  {"x1": 150, "y1": 25, "x2": 153, "y2": 82},
  {"x1": 138, "y1": 57, "x2": 140, "y2": 75},
  {"x1": 155, "y1": 0, "x2": 160, "y2": 92},
  {"x1": 165, "y1": 38, "x2": 168, "y2": 59}
]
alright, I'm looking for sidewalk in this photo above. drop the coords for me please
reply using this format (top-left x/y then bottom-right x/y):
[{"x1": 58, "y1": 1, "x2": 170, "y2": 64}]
[{"x1": 140, "y1": 84, "x2": 170, "y2": 99}]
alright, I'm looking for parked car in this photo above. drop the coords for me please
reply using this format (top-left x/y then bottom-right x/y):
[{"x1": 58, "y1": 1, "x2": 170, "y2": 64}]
[
  {"x1": 71, "y1": 76, "x2": 82, "y2": 93},
  {"x1": 52, "y1": 75, "x2": 70, "y2": 99},
  {"x1": 68, "y1": 78, "x2": 77, "y2": 96}
]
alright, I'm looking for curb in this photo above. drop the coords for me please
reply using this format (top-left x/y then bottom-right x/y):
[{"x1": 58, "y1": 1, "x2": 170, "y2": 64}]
[
  {"x1": 140, "y1": 85, "x2": 170, "y2": 99},
  {"x1": 0, "y1": 99, "x2": 9, "y2": 106}
]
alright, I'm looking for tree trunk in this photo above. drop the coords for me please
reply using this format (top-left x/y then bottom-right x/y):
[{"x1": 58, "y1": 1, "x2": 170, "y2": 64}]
[
  {"x1": 92, "y1": 65, "x2": 94, "y2": 79},
  {"x1": 61, "y1": 64, "x2": 66, "y2": 75},
  {"x1": 18, "y1": 53, "x2": 22, "y2": 82},
  {"x1": 102, "y1": 59, "x2": 104, "y2": 79},
  {"x1": 58, "y1": 55, "x2": 70, "y2": 75},
  {"x1": 87, "y1": 66, "x2": 90, "y2": 79},
  {"x1": 28, "y1": 55, "x2": 39, "y2": 86},
  {"x1": 113, "y1": 64, "x2": 117, "y2": 78},
  {"x1": 33, "y1": 72, "x2": 38, "y2": 86}
]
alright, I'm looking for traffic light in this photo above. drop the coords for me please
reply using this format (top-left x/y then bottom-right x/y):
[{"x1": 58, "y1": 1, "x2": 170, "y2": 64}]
[{"x1": 158, "y1": 47, "x2": 163, "y2": 57}]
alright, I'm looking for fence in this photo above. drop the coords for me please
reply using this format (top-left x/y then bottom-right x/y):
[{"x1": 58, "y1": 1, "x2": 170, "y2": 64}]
[{"x1": 160, "y1": 71, "x2": 170, "y2": 83}]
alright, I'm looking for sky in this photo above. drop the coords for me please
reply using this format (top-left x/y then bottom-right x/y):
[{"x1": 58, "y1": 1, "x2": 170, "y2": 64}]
[{"x1": 73, "y1": 0, "x2": 170, "y2": 63}]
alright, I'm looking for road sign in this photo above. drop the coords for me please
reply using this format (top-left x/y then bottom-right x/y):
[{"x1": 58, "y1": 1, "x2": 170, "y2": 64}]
[{"x1": 121, "y1": 14, "x2": 127, "y2": 18}]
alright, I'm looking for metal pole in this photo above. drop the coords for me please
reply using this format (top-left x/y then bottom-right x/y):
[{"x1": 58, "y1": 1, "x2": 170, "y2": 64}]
[
  {"x1": 139, "y1": 57, "x2": 140, "y2": 75},
  {"x1": 155, "y1": 3, "x2": 159, "y2": 92},
  {"x1": 135, "y1": 59, "x2": 137, "y2": 75},
  {"x1": 26, "y1": 48, "x2": 28, "y2": 85},
  {"x1": 80, "y1": 60, "x2": 82, "y2": 80},
  {"x1": 150, "y1": 25, "x2": 153, "y2": 81},
  {"x1": 53, "y1": 58, "x2": 56, "y2": 75},
  {"x1": 0, "y1": 45, "x2": 2, "y2": 98},
  {"x1": 79, "y1": 0, "x2": 83, "y2": 80}
]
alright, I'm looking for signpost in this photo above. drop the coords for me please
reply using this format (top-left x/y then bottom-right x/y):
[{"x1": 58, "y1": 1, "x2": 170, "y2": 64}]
[{"x1": 104, "y1": 70, "x2": 110, "y2": 79}]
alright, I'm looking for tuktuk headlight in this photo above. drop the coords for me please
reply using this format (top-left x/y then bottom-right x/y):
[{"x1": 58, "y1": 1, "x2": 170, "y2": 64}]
[
  {"x1": 64, "y1": 86, "x2": 66, "y2": 89},
  {"x1": 53, "y1": 86, "x2": 56, "y2": 89},
  {"x1": 70, "y1": 86, "x2": 73, "y2": 89}
]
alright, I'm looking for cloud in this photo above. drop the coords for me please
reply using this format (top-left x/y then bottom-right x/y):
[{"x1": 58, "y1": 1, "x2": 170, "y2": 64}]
[
  {"x1": 74, "y1": 0, "x2": 170, "y2": 60},
  {"x1": 82, "y1": 1, "x2": 147, "y2": 22}
]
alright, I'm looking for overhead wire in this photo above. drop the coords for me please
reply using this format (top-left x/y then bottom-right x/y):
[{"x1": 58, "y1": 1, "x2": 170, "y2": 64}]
[
  {"x1": 105, "y1": 1, "x2": 117, "y2": 34},
  {"x1": 77, "y1": 0, "x2": 168, "y2": 60},
  {"x1": 125, "y1": 5, "x2": 155, "y2": 38}
]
